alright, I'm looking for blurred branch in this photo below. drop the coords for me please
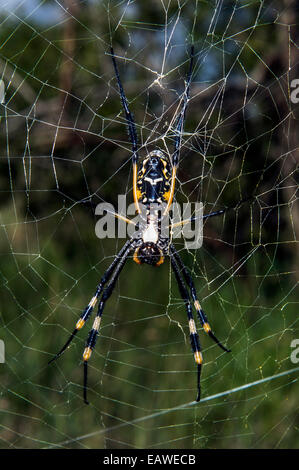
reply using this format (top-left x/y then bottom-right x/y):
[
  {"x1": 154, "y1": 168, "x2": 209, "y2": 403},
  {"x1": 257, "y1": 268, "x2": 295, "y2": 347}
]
[{"x1": 59, "y1": 0, "x2": 80, "y2": 105}]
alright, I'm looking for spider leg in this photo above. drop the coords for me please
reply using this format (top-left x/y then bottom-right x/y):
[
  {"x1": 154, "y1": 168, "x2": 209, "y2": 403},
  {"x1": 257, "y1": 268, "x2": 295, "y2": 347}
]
[
  {"x1": 164, "y1": 45, "x2": 194, "y2": 216},
  {"x1": 110, "y1": 48, "x2": 141, "y2": 214},
  {"x1": 48, "y1": 239, "x2": 133, "y2": 365},
  {"x1": 170, "y1": 244, "x2": 231, "y2": 353},
  {"x1": 169, "y1": 196, "x2": 255, "y2": 229},
  {"x1": 82, "y1": 240, "x2": 134, "y2": 404},
  {"x1": 202, "y1": 196, "x2": 255, "y2": 220},
  {"x1": 203, "y1": 209, "x2": 229, "y2": 220},
  {"x1": 171, "y1": 253, "x2": 202, "y2": 402},
  {"x1": 170, "y1": 209, "x2": 227, "y2": 229}
]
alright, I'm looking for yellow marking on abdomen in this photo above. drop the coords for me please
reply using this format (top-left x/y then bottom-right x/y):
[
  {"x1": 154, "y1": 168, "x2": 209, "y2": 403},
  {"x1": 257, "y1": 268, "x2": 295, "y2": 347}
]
[
  {"x1": 163, "y1": 190, "x2": 170, "y2": 201},
  {"x1": 203, "y1": 322, "x2": 211, "y2": 333},
  {"x1": 163, "y1": 166, "x2": 177, "y2": 215},
  {"x1": 194, "y1": 300, "x2": 201, "y2": 311}
]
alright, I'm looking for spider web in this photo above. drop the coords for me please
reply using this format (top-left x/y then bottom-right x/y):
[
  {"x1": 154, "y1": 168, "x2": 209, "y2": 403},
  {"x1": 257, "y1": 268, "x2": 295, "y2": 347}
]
[{"x1": 0, "y1": 0, "x2": 298, "y2": 449}]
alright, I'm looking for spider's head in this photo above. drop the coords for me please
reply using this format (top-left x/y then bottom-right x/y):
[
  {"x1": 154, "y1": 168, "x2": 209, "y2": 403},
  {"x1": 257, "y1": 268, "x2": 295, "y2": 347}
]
[
  {"x1": 142, "y1": 150, "x2": 170, "y2": 173},
  {"x1": 133, "y1": 242, "x2": 164, "y2": 267},
  {"x1": 148, "y1": 149, "x2": 167, "y2": 163}
]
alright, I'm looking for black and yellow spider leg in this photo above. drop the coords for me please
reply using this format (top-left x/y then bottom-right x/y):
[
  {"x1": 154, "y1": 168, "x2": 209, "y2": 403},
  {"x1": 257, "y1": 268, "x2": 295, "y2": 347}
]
[
  {"x1": 170, "y1": 244, "x2": 231, "y2": 353},
  {"x1": 82, "y1": 240, "x2": 134, "y2": 404},
  {"x1": 164, "y1": 45, "x2": 194, "y2": 216},
  {"x1": 110, "y1": 48, "x2": 141, "y2": 214},
  {"x1": 169, "y1": 197, "x2": 255, "y2": 230},
  {"x1": 48, "y1": 239, "x2": 133, "y2": 365},
  {"x1": 171, "y1": 253, "x2": 202, "y2": 402},
  {"x1": 203, "y1": 209, "x2": 227, "y2": 220},
  {"x1": 201, "y1": 196, "x2": 255, "y2": 221},
  {"x1": 170, "y1": 209, "x2": 228, "y2": 230}
]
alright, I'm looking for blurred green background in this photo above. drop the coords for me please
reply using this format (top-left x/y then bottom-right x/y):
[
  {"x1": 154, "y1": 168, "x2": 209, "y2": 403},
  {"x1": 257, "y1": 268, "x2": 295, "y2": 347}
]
[{"x1": 0, "y1": 0, "x2": 298, "y2": 449}]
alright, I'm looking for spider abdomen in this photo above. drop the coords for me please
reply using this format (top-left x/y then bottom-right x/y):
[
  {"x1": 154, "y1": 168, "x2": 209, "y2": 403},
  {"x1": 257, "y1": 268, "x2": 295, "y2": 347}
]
[{"x1": 137, "y1": 150, "x2": 171, "y2": 204}]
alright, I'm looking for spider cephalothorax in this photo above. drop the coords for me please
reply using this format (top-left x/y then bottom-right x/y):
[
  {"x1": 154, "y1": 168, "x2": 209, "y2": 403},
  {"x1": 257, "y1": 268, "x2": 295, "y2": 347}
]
[{"x1": 49, "y1": 45, "x2": 231, "y2": 405}]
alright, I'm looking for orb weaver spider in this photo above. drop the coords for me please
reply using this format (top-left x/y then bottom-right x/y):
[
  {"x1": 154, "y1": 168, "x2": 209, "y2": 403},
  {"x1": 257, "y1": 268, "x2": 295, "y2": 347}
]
[{"x1": 48, "y1": 46, "x2": 231, "y2": 404}]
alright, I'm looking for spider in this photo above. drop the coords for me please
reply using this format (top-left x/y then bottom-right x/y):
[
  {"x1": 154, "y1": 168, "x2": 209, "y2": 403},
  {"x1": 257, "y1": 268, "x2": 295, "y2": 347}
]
[{"x1": 48, "y1": 46, "x2": 231, "y2": 404}]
